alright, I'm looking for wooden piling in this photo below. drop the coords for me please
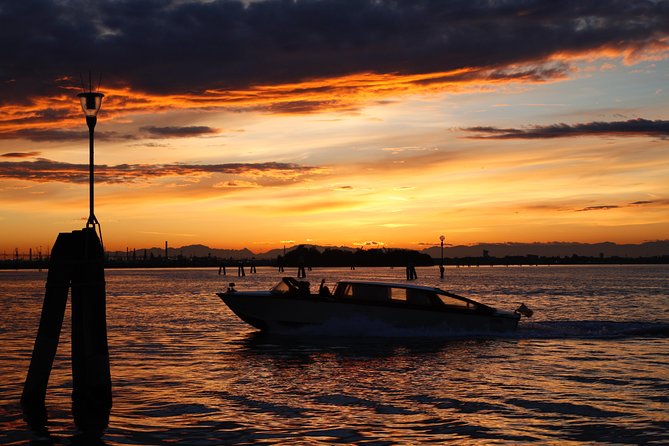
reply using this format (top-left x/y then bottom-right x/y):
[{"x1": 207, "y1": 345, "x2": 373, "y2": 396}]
[
  {"x1": 21, "y1": 232, "x2": 73, "y2": 430},
  {"x1": 71, "y1": 228, "x2": 111, "y2": 434},
  {"x1": 21, "y1": 228, "x2": 111, "y2": 436}
]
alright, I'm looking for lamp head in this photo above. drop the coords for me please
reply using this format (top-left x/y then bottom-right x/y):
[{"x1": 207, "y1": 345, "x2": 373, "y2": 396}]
[
  {"x1": 440, "y1": 235, "x2": 445, "y2": 242},
  {"x1": 77, "y1": 92, "x2": 104, "y2": 118}
]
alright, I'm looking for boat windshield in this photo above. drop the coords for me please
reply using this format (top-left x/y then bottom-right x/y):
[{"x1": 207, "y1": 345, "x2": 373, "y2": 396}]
[
  {"x1": 271, "y1": 280, "x2": 292, "y2": 294},
  {"x1": 270, "y1": 277, "x2": 310, "y2": 296},
  {"x1": 436, "y1": 292, "x2": 476, "y2": 309}
]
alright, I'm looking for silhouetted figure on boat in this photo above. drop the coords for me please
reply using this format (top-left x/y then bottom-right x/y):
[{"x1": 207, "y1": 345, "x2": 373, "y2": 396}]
[{"x1": 319, "y1": 279, "x2": 331, "y2": 296}]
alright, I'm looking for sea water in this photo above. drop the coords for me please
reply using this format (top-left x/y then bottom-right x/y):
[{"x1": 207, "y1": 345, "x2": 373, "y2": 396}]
[{"x1": 0, "y1": 265, "x2": 667, "y2": 444}]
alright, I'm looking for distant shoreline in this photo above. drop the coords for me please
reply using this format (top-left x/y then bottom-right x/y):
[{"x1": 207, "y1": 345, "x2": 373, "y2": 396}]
[{"x1": 2, "y1": 254, "x2": 667, "y2": 270}]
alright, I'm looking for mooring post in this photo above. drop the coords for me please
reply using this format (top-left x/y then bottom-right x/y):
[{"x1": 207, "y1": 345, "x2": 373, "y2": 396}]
[
  {"x1": 21, "y1": 228, "x2": 112, "y2": 437},
  {"x1": 21, "y1": 232, "x2": 74, "y2": 430},
  {"x1": 71, "y1": 228, "x2": 111, "y2": 434}
]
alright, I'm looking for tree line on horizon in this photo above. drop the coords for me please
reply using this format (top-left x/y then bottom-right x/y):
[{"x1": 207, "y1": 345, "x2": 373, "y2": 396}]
[
  {"x1": 280, "y1": 246, "x2": 434, "y2": 268},
  {"x1": 2, "y1": 243, "x2": 668, "y2": 269}
]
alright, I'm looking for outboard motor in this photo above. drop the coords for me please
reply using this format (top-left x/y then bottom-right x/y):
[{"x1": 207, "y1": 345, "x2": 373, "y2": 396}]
[{"x1": 515, "y1": 303, "x2": 533, "y2": 318}]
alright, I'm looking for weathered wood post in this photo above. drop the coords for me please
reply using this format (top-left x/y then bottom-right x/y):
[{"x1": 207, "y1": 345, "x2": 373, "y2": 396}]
[
  {"x1": 21, "y1": 228, "x2": 112, "y2": 436},
  {"x1": 71, "y1": 228, "x2": 112, "y2": 434},
  {"x1": 21, "y1": 232, "x2": 74, "y2": 431}
]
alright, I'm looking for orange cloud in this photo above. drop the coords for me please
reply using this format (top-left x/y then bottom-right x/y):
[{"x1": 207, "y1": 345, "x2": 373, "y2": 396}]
[{"x1": 2, "y1": 36, "x2": 668, "y2": 141}]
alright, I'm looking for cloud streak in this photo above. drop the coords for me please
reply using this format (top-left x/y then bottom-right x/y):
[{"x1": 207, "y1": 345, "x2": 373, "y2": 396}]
[
  {"x1": 1, "y1": 125, "x2": 221, "y2": 141},
  {"x1": 0, "y1": 158, "x2": 324, "y2": 184},
  {"x1": 1, "y1": 151, "x2": 40, "y2": 158},
  {"x1": 4, "y1": 128, "x2": 136, "y2": 142},
  {"x1": 463, "y1": 119, "x2": 669, "y2": 139},
  {"x1": 140, "y1": 126, "x2": 221, "y2": 138},
  {"x1": 576, "y1": 205, "x2": 620, "y2": 212}
]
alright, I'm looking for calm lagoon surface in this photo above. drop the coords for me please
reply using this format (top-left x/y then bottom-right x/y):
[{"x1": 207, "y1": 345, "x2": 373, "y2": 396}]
[{"x1": 1, "y1": 265, "x2": 668, "y2": 445}]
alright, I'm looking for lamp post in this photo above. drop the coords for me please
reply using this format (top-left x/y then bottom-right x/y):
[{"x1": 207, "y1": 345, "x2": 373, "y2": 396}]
[
  {"x1": 77, "y1": 90, "x2": 104, "y2": 228},
  {"x1": 22, "y1": 81, "x2": 111, "y2": 436},
  {"x1": 439, "y1": 235, "x2": 445, "y2": 279}
]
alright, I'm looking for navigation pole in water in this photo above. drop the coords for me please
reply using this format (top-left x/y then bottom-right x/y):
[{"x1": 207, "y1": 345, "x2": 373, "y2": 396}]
[
  {"x1": 21, "y1": 73, "x2": 112, "y2": 438},
  {"x1": 439, "y1": 235, "x2": 445, "y2": 279}
]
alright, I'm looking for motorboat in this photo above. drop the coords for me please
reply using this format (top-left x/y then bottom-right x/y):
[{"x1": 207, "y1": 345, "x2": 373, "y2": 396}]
[{"x1": 217, "y1": 277, "x2": 531, "y2": 335}]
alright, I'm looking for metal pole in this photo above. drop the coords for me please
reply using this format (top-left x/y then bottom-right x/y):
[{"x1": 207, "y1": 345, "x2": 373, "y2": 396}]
[
  {"x1": 440, "y1": 240, "x2": 444, "y2": 279},
  {"x1": 86, "y1": 116, "x2": 97, "y2": 227}
]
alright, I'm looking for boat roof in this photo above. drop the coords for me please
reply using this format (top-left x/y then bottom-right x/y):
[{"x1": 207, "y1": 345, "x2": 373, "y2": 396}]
[
  {"x1": 335, "y1": 280, "x2": 443, "y2": 293},
  {"x1": 334, "y1": 279, "x2": 491, "y2": 309}
]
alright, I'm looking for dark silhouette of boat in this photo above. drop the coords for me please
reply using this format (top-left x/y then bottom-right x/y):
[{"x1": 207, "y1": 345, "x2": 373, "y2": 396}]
[{"x1": 218, "y1": 278, "x2": 530, "y2": 335}]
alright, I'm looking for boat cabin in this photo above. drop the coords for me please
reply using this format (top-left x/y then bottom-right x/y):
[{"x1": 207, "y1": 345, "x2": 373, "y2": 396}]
[
  {"x1": 333, "y1": 281, "x2": 494, "y2": 313},
  {"x1": 268, "y1": 278, "x2": 495, "y2": 314}
]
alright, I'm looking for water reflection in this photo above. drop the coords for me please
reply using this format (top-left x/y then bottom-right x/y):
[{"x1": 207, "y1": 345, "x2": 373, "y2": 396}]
[
  {"x1": 1, "y1": 266, "x2": 667, "y2": 445},
  {"x1": 236, "y1": 330, "x2": 513, "y2": 363}
]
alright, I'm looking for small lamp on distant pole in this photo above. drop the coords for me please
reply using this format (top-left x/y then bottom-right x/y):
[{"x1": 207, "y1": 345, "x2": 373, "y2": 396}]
[
  {"x1": 77, "y1": 88, "x2": 104, "y2": 229},
  {"x1": 439, "y1": 235, "x2": 445, "y2": 279}
]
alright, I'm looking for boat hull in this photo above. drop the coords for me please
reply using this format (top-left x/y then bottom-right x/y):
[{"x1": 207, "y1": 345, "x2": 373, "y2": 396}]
[{"x1": 218, "y1": 292, "x2": 519, "y2": 335}]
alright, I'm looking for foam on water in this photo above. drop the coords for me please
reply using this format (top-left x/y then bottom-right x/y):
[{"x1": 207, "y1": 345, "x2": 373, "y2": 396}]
[{"x1": 519, "y1": 320, "x2": 669, "y2": 339}]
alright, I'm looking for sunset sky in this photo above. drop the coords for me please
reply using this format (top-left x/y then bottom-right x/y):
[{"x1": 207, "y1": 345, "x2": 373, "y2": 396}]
[{"x1": 1, "y1": 0, "x2": 668, "y2": 254}]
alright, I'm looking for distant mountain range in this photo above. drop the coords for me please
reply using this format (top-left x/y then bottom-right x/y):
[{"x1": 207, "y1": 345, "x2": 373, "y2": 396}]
[
  {"x1": 109, "y1": 241, "x2": 669, "y2": 260},
  {"x1": 420, "y1": 241, "x2": 669, "y2": 258}
]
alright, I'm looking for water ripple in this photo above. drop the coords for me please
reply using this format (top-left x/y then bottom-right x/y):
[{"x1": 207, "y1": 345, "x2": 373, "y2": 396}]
[{"x1": 0, "y1": 266, "x2": 667, "y2": 444}]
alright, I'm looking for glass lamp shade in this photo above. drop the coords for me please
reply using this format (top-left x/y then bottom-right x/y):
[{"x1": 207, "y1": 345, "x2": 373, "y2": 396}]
[
  {"x1": 440, "y1": 235, "x2": 445, "y2": 242},
  {"x1": 77, "y1": 92, "x2": 104, "y2": 117}
]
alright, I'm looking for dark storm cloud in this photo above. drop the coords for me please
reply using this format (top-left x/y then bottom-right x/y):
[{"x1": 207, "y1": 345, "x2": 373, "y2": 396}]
[
  {"x1": 0, "y1": 158, "x2": 321, "y2": 184},
  {"x1": 1, "y1": 0, "x2": 667, "y2": 103},
  {"x1": 463, "y1": 119, "x2": 669, "y2": 139},
  {"x1": 140, "y1": 126, "x2": 220, "y2": 137}
]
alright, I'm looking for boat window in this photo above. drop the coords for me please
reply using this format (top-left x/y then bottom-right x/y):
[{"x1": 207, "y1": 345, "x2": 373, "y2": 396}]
[
  {"x1": 338, "y1": 283, "x2": 391, "y2": 301},
  {"x1": 337, "y1": 283, "x2": 353, "y2": 297},
  {"x1": 390, "y1": 288, "x2": 407, "y2": 302},
  {"x1": 353, "y1": 284, "x2": 389, "y2": 301},
  {"x1": 437, "y1": 293, "x2": 473, "y2": 308},
  {"x1": 406, "y1": 289, "x2": 434, "y2": 306}
]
